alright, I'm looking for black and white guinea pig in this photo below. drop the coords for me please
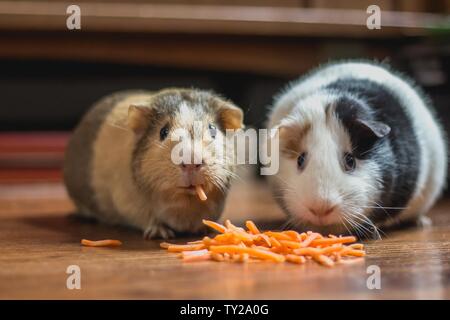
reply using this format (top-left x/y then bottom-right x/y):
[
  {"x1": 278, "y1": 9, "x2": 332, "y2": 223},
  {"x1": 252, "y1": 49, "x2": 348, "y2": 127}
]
[{"x1": 267, "y1": 61, "x2": 447, "y2": 238}]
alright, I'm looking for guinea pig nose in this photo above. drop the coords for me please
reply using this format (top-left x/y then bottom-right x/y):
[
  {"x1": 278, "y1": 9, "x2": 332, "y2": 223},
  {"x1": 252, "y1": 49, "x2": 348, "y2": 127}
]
[
  {"x1": 309, "y1": 206, "x2": 335, "y2": 217},
  {"x1": 180, "y1": 161, "x2": 204, "y2": 171}
]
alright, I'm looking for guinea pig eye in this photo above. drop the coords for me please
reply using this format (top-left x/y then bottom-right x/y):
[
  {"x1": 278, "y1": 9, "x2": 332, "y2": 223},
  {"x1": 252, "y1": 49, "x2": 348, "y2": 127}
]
[
  {"x1": 343, "y1": 152, "x2": 356, "y2": 172},
  {"x1": 208, "y1": 123, "x2": 217, "y2": 139},
  {"x1": 297, "y1": 152, "x2": 307, "y2": 170},
  {"x1": 159, "y1": 124, "x2": 169, "y2": 141}
]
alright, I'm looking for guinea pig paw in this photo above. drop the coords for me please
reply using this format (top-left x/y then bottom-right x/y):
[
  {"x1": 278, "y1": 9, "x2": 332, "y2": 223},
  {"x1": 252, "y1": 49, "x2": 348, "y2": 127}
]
[
  {"x1": 416, "y1": 216, "x2": 432, "y2": 228},
  {"x1": 143, "y1": 224, "x2": 175, "y2": 240}
]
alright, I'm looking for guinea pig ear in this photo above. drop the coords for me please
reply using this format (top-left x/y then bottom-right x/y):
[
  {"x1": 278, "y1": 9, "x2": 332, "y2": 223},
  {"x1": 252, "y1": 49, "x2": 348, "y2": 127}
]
[
  {"x1": 355, "y1": 119, "x2": 391, "y2": 139},
  {"x1": 217, "y1": 102, "x2": 244, "y2": 130},
  {"x1": 128, "y1": 104, "x2": 154, "y2": 135},
  {"x1": 351, "y1": 119, "x2": 390, "y2": 156}
]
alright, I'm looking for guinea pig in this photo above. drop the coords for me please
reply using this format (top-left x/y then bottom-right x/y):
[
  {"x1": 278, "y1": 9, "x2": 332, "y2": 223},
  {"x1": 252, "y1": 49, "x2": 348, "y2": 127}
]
[
  {"x1": 266, "y1": 61, "x2": 447, "y2": 239},
  {"x1": 64, "y1": 88, "x2": 244, "y2": 239}
]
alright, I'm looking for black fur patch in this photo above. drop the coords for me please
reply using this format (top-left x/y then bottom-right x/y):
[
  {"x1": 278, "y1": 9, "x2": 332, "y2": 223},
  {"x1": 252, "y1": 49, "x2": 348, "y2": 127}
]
[{"x1": 326, "y1": 78, "x2": 421, "y2": 223}]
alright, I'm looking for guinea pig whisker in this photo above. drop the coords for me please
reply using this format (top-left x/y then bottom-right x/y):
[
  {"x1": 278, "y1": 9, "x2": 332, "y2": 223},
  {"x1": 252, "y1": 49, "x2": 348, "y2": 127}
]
[
  {"x1": 205, "y1": 173, "x2": 228, "y2": 195},
  {"x1": 343, "y1": 207, "x2": 383, "y2": 239},
  {"x1": 368, "y1": 200, "x2": 400, "y2": 226},
  {"x1": 342, "y1": 214, "x2": 372, "y2": 239},
  {"x1": 339, "y1": 216, "x2": 353, "y2": 236},
  {"x1": 152, "y1": 141, "x2": 169, "y2": 150},
  {"x1": 208, "y1": 176, "x2": 225, "y2": 193},
  {"x1": 365, "y1": 200, "x2": 401, "y2": 230},
  {"x1": 281, "y1": 148, "x2": 300, "y2": 157},
  {"x1": 351, "y1": 214, "x2": 379, "y2": 238},
  {"x1": 219, "y1": 168, "x2": 241, "y2": 182},
  {"x1": 272, "y1": 187, "x2": 295, "y2": 194},
  {"x1": 371, "y1": 201, "x2": 392, "y2": 220},
  {"x1": 342, "y1": 207, "x2": 374, "y2": 235},
  {"x1": 359, "y1": 144, "x2": 381, "y2": 157},
  {"x1": 273, "y1": 175, "x2": 300, "y2": 198},
  {"x1": 287, "y1": 217, "x2": 306, "y2": 232},
  {"x1": 341, "y1": 215, "x2": 363, "y2": 238},
  {"x1": 138, "y1": 157, "x2": 167, "y2": 163},
  {"x1": 360, "y1": 205, "x2": 407, "y2": 210},
  {"x1": 278, "y1": 219, "x2": 293, "y2": 231}
]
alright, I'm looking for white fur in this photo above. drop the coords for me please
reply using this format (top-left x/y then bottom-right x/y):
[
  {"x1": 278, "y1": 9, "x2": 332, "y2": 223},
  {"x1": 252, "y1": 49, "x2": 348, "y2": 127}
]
[{"x1": 268, "y1": 61, "x2": 447, "y2": 230}]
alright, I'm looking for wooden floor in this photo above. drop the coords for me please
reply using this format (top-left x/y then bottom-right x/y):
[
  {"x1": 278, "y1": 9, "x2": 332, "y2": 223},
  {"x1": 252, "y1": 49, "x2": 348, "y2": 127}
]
[{"x1": 1, "y1": 179, "x2": 449, "y2": 299}]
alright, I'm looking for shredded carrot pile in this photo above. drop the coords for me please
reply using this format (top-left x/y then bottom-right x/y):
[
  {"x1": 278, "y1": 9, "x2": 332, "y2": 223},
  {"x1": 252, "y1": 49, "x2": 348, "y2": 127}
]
[
  {"x1": 160, "y1": 220, "x2": 365, "y2": 267},
  {"x1": 81, "y1": 239, "x2": 122, "y2": 247}
]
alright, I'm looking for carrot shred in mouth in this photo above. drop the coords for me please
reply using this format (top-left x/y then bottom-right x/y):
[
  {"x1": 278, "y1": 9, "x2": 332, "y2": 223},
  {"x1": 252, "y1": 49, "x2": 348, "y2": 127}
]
[
  {"x1": 160, "y1": 219, "x2": 366, "y2": 267},
  {"x1": 195, "y1": 185, "x2": 207, "y2": 201}
]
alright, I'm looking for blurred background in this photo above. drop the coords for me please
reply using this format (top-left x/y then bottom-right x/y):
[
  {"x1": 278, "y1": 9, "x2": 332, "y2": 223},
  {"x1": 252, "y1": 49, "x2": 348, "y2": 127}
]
[{"x1": 0, "y1": 0, "x2": 449, "y2": 184}]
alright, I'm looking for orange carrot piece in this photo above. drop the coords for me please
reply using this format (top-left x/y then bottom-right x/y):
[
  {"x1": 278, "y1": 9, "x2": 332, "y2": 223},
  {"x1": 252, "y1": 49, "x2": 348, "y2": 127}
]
[
  {"x1": 224, "y1": 219, "x2": 235, "y2": 229},
  {"x1": 182, "y1": 250, "x2": 211, "y2": 262},
  {"x1": 202, "y1": 219, "x2": 227, "y2": 233},
  {"x1": 211, "y1": 252, "x2": 225, "y2": 262},
  {"x1": 313, "y1": 254, "x2": 335, "y2": 267},
  {"x1": 300, "y1": 233, "x2": 321, "y2": 247},
  {"x1": 160, "y1": 242, "x2": 172, "y2": 249},
  {"x1": 286, "y1": 254, "x2": 306, "y2": 264},
  {"x1": 195, "y1": 185, "x2": 208, "y2": 201},
  {"x1": 310, "y1": 236, "x2": 357, "y2": 246},
  {"x1": 256, "y1": 234, "x2": 272, "y2": 247},
  {"x1": 341, "y1": 249, "x2": 366, "y2": 257},
  {"x1": 81, "y1": 239, "x2": 122, "y2": 247},
  {"x1": 269, "y1": 237, "x2": 282, "y2": 248},
  {"x1": 263, "y1": 231, "x2": 292, "y2": 241},
  {"x1": 270, "y1": 246, "x2": 291, "y2": 255},
  {"x1": 279, "y1": 240, "x2": 303, "y2": 249},
  {"x1": 319, "y1": 244, "x2": 343, "y2": 255},
  {"x1": 349, "y1": 243, "x2": 364, "y2": 250},
  {"x1": 333, "y1": 252, "x2": 342, "y2": 263},
  {"x1": 242, "y1": 254, "x2": 250, "y2": 262},
  {"x1": 231, "y1": 253, "x2": 249, "y2": 263},
  {"x1": 231, "y1": 230, "x2": 256, "y2": 243},
  {"x1": 214, "y1": 233, "x2": 232, "y2": 242},
  {"x1": 252, "y1": 245, "x2": 271, "y2": 251},
  {"x1": 167, "y1": 243, "x2": 205, "y2": 252},
  {"x1": 209, "y1": 245, "x2": 285, "y2": 263},
  {"x1": 182, "y1": 254, "x2": 211, "y2": 262},
  {"x1": 245, "y1": 220, "x2": 261, "y2": 234},
  {"x1": 293, "y1": 247, "x2": 322, "y2": 256},
  {"x1": 181, "y1": 249, "x2": 209, "y2": 256},
  {"x1": 282, "y1": 230, "x2": 302, "y2": 241},
  {"x1": 187, "y1": 240, "x2": 203, "y2": 244}
]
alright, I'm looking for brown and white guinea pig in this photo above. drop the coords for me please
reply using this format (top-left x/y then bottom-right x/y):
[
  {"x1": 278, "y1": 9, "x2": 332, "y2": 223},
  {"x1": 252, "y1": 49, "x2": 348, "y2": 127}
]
[
  {"x1": 267, "y1": 61, "x2": 447, "y2": 239},
  {"x1": 64, "y1": 88, "x2": 243, "y2": 239}
]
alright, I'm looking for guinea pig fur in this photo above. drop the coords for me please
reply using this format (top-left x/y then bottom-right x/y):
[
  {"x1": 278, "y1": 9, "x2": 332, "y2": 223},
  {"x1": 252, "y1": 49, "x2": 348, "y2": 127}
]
[
  {"x1": 64, "y1": 88, "x2": 244, "y2": 239},
  {"x1": 267, "y1": 61, "x2": 447, "y2": 238}
]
